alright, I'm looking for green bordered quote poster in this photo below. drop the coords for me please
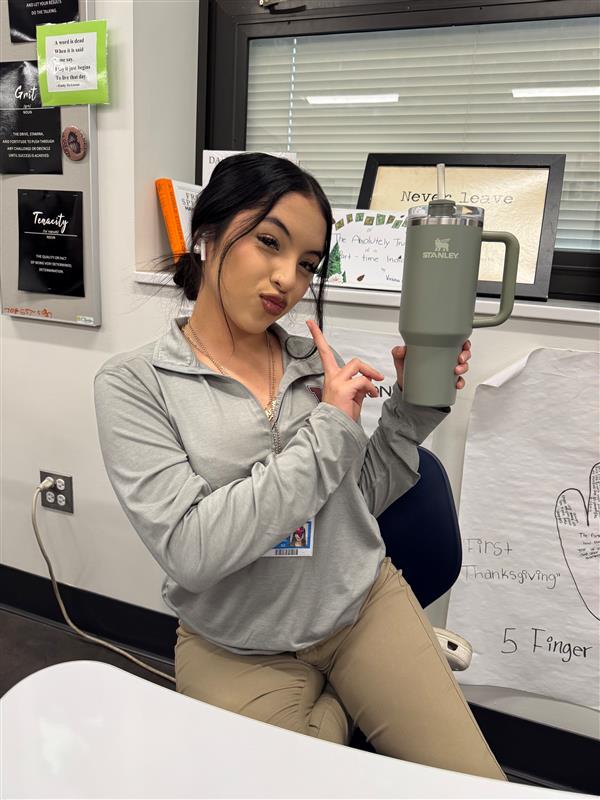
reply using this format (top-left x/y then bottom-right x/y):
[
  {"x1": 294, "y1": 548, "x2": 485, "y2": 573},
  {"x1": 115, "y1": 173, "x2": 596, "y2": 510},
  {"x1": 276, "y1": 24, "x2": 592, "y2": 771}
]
[{"x1": 36, "y1": 20, "x2": 108, "y2": 106}]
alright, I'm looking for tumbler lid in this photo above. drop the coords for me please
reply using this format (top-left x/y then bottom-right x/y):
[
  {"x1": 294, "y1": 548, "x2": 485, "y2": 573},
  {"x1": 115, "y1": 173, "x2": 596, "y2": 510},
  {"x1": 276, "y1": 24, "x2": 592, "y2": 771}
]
[{"x1": 406, "y1": 200, "x2": 484, "y2": 227}]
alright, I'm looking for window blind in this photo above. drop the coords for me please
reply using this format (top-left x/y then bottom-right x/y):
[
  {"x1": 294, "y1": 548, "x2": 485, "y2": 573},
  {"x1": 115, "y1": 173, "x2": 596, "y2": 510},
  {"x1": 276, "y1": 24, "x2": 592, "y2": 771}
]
[{"x1": 247, "y1": 17, "x2": 600, "y2": 251}]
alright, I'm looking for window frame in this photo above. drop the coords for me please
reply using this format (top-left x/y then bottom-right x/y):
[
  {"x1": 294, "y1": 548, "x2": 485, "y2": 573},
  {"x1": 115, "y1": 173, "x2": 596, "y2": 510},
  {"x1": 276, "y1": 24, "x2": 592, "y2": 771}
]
[{"x1": 198, "y1": 0, "x2": 600, "y2": 303}]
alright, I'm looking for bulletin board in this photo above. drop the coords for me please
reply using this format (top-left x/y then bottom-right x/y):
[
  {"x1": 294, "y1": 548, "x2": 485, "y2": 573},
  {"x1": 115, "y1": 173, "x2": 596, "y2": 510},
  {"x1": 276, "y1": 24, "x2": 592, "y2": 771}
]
[{"x1": 0, "y1": 0, "x2": 101, "y2": 327}]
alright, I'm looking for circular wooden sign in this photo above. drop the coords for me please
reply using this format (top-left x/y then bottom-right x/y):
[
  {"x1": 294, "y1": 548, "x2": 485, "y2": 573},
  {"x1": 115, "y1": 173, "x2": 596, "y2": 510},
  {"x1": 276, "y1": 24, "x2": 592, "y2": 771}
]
[{"x1": 61, "y1": 126, "x2": 88, "y2": 161}]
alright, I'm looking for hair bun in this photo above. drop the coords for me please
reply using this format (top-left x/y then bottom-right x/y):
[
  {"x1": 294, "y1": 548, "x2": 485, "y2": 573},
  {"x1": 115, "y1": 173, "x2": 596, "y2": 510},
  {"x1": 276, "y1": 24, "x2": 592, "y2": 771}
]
[{"x1": 173, "y1": 252, "x2": 199, "y2": 300}]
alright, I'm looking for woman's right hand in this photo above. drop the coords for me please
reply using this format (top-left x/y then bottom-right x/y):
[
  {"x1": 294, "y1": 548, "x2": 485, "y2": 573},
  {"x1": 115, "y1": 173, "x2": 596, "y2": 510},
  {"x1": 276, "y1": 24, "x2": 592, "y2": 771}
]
[{"x1": 306, "y1": 320, "x2": 384, "y2": 423}]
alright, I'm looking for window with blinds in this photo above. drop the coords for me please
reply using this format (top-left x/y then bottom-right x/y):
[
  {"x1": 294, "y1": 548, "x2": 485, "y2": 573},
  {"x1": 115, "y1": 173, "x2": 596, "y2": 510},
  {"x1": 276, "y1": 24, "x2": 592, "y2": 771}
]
[{"x1": 247, "y1": 17, "x2": 599, "y2": 252}]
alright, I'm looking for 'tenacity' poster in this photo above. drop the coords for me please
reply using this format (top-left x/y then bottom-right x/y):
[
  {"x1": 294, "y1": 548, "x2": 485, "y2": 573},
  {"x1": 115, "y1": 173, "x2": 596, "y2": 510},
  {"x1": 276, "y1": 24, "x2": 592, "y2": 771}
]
[{"x1": 18, "y1": 189, "x2": 84, "y2": 296}]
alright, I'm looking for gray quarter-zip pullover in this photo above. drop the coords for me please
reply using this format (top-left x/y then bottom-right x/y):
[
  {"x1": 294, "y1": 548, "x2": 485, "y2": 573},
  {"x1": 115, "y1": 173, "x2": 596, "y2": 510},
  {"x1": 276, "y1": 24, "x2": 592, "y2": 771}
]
[{"x1": 93, "y1": 316, "x2": 448, "y2": 654}]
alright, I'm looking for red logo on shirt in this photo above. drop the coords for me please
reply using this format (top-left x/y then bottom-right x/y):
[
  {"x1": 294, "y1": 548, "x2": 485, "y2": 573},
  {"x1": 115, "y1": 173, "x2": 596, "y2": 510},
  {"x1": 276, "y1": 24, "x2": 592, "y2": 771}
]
[{"x1": 306, "y1": 386, "x2": 322, "y2": 402}]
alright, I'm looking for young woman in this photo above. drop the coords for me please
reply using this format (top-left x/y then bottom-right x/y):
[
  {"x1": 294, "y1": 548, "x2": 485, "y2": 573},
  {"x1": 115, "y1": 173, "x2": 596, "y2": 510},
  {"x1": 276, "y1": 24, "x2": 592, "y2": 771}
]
[{"x1": 94, "y1": 152, "x2": 506, "y2": 781}]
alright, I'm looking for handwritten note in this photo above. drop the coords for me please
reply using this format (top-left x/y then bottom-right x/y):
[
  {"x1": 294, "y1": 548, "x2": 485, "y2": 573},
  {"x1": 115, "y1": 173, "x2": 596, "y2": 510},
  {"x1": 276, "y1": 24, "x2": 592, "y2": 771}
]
[{"x1": 325, "y1": 208, "x2": 407, "y2": 291}]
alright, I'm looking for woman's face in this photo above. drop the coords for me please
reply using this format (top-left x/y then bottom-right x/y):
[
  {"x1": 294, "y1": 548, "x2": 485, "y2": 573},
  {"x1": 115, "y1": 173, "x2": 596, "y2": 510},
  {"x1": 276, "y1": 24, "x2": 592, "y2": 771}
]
[{"x1": 204, "y1": 192, "x2": 327, "y2": 335}]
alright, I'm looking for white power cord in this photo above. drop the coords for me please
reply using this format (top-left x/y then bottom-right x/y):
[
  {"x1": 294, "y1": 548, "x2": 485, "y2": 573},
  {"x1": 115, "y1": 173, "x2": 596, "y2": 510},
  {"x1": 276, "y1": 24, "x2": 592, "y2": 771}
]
[{"x1": 31, "y1": 477, "x2": 175, "y2": 685}]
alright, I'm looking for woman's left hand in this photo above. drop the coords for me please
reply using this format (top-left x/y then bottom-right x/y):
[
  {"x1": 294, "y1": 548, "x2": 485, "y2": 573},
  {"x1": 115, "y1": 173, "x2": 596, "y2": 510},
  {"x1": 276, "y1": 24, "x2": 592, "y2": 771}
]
[{"x1": 392, "y1": 340, "x2": 472, "y2": 391}]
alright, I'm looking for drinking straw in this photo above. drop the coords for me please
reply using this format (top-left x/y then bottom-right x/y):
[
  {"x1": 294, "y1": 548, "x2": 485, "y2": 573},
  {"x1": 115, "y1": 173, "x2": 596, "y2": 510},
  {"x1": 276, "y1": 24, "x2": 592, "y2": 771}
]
[{"x1": 436, "y1": 162, "x2": 446, "y2": 199}]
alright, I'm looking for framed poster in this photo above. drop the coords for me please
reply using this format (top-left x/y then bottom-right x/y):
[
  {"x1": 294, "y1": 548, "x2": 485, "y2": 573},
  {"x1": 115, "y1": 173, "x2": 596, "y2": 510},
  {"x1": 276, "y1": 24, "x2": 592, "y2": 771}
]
[{"x1": 358, "y1": 154, "x2": 566, "y2": 300}]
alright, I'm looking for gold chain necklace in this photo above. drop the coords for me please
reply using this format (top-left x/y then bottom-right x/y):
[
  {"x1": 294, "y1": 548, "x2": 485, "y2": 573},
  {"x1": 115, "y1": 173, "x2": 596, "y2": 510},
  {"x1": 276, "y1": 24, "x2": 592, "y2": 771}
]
[{"x1": 182, "y1": 319, "x2": 278, "y2": 422}]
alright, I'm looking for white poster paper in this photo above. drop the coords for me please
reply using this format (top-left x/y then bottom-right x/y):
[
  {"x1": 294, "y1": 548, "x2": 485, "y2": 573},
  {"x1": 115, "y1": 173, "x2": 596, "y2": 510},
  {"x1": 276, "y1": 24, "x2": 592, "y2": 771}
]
[
  {"x1": 446, "y1": 348, "x2": 600, "y2": 710},
  {"x1": 202, "y1": 150, "x2": 298, "y2": 184},
  {"x1": 327, "y1": 208, "x2": 406, "y2": 291}
]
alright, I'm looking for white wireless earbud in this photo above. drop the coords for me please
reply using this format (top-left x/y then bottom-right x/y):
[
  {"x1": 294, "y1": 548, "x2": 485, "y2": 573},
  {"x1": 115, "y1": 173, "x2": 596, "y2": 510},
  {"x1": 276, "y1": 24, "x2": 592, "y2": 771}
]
[{"x1": 193, "y1": 239, "x2": 206, "y2": 260}]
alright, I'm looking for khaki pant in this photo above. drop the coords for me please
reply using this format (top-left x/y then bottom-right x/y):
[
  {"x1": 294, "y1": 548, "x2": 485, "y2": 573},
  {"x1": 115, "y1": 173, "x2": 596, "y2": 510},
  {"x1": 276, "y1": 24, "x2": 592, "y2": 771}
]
[{"x1": 175, "y1": 558, "x2": 507, "y2": 781}]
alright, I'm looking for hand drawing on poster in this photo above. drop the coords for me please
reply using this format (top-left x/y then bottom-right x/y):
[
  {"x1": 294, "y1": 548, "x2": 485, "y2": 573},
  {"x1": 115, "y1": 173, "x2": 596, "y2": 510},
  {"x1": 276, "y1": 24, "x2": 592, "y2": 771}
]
[{"x1": 555, "y1": 464, "x2": 600, "y2": 621}]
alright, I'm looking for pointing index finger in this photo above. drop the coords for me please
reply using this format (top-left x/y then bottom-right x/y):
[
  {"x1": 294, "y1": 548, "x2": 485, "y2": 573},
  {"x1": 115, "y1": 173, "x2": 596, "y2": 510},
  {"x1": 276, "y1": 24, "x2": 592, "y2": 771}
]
[{"x1": 306, "y1": 320, "x2": 340, "y2": 374}]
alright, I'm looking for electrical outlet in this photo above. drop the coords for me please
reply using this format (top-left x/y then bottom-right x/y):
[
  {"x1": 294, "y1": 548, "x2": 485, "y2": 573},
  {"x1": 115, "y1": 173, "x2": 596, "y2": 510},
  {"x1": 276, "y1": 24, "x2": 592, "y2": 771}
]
[{"x1": 40, "y1": 471, "x2": 74, "y2": 514}]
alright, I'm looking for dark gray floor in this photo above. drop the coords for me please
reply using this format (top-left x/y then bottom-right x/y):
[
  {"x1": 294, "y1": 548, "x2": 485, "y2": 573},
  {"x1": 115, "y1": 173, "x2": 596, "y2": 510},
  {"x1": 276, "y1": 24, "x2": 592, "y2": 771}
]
[{"x1": 0, "y1": 606, "x2": 175, "y2": 698}]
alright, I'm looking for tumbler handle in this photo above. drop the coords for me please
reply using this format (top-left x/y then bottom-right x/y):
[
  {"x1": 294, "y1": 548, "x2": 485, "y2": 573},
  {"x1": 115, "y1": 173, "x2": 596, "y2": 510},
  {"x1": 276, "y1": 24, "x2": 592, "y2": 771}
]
[{"x1": 473, "y1": 231, "x2": 520, "y2": 328}]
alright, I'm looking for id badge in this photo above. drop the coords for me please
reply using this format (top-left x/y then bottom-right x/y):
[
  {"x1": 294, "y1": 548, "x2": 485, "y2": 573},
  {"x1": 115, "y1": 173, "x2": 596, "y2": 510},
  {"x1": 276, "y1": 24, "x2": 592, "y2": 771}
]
[{"x1": 262, "y1": 518, "x2": 315, "y2": 557}]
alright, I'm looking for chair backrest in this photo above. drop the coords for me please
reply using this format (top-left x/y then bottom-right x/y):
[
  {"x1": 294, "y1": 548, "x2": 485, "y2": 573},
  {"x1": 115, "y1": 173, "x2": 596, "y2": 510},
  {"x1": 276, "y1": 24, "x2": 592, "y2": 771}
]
[{"x1": 376, "y1": 446, "x2": 462, "y2": 609}]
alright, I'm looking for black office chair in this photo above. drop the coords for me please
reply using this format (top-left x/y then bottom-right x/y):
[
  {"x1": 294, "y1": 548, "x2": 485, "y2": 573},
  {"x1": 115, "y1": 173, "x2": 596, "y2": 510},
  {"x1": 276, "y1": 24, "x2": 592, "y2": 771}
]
[
  {"x1": 377, "y1": 445, "x2": 462, "y2": 608},
  {"x1": 350, "y1": 446, "x2": 467, "y2": 752}
]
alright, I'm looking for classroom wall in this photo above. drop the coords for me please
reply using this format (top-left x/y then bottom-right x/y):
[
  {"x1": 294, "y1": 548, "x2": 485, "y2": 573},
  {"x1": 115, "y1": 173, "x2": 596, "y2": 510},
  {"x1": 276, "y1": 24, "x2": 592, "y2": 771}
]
[
  {"x1": 2, "y1": 0, "x2": 198, "y2": 607},
  {"x1": 1, "y1": 0, "x2": 598, "y2": 738}
]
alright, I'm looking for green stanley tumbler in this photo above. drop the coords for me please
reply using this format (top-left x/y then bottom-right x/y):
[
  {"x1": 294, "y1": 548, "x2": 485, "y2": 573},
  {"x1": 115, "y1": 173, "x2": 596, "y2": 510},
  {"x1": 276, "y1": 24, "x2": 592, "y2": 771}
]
[{"x1": 399, "y1": 199, "x2": 520, "y2": 407}]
